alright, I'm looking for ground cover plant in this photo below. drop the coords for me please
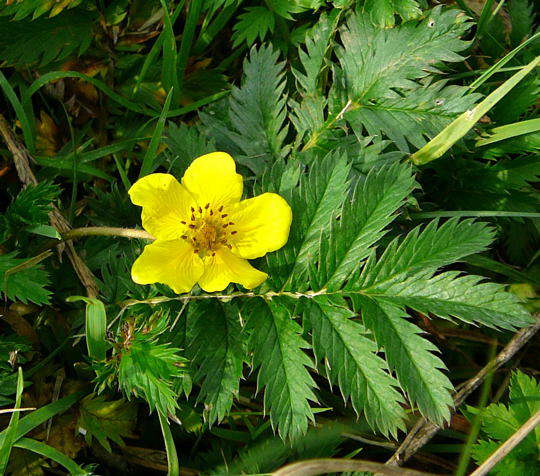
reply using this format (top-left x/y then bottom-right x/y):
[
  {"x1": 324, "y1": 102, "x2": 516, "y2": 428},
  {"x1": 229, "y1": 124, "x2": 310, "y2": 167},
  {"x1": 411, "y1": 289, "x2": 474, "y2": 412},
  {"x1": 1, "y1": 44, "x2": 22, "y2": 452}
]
[{"x1": 0, "y1": 0, "x2": 539, "y2": 474}]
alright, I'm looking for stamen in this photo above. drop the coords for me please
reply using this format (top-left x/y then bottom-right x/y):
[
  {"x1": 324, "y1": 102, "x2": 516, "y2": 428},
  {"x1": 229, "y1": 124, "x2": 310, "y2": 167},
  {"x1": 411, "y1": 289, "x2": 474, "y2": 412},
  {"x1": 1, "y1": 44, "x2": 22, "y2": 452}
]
[
  {"x1": 229, "y1": 221, "x2": 234, "y2": 225},
  {"x1": 221, "y1": 214, "x2": 228, "y2": 218},
  {"x1": 198, "y1": 206, "x2": 202, "y2": 213},
  {"x1": 223, "y1": 223, "x2": 229, "y2": 228},
  {"x1": 226, "y1": 244, "x2": 232, "y2": 249},
  {"x1": 181, "y1": 220, "x2": 186, "y2": 224},
  {"x1": 191, "y1": 214, "x2": 196, "y2": 221},
  {"x1": 181, "y1": 235, "x2": 187, "y2": 239},
  {"x1": 194, "y1": 249, "x2": 199, "y2": 254},
  {"x1": 212, "y1": 252, "x2": 216, "y2": 256},
  {"x1": 210, "y1": 210, "x2": 213, "y2": 215},
  {"x1": 189, "y1": 224, "x2": 196, "y2": 229},
  {"x1": 218, "y1": 205, "x2": 223, "y2": 212},
  {"x1": 231, "y1": 231, "x2": 237, "y2": 235},
  {"x1": 205, "y1": 203, "x2": 210, "y2": 209},
  {"x1": 190, "y1": 207, "x2": 195, "y2": 212}
]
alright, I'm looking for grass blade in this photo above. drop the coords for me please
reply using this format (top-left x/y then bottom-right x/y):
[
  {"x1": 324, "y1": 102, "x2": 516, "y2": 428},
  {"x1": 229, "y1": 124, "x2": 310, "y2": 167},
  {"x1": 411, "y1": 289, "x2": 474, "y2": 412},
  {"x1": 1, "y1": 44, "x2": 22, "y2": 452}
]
[
  {"x1": 476, "y1": 118, "x2": 540, "y2": 146},
  {"x1": 412, "y1": 210, "x2": 540, "y2": 219},
  {"x1": 158, "y1": 412, "x2": 179, "y2": 476},
  {"x1": 0, "y1": 391, "x2": 86, "y2": 447},
  {"x1": 66, "y1": 296, "x2": 108, "y2": 361},
  {"x1": 410, "y1": 56, "x2": 540, "y2": 165},
  {"x1": 15, "y1": 438, "x2": 87, "y2": 475},
  {"x1": 0, "y1": 367, "x2": 23, "y2": 473},
  {"x1": 177, "y1": 0, "x2": 203, "y2": 96},
  {"x1": 0, "y1": 70, "x2": 35, "y2": 152},
  {"x1": 139, "y1": 88, "x2": 173, "y2": 177},
  {"x1": 160, "y1": 0, "x2": 180, "y2": 99}
]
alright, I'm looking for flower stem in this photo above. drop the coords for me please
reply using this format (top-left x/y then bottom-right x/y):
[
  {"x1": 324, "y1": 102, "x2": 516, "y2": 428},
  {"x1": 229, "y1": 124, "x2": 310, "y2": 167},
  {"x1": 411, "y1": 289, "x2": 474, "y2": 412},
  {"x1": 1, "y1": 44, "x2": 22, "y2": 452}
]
[{"x1": 62, "y1": 227, "x2": 155, "y2": 241}]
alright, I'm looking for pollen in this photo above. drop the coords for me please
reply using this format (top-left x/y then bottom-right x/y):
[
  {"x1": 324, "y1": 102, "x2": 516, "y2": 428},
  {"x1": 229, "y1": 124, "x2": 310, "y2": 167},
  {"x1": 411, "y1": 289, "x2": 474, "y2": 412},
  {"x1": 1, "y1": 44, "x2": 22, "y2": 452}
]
[{"x1": 180, "y1": 203, "x2": 237, "y2": 256}]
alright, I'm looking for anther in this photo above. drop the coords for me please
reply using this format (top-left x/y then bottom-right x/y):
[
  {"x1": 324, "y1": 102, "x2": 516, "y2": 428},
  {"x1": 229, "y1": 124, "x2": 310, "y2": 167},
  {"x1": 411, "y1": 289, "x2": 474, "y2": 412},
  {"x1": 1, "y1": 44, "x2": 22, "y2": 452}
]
[
  {"x1": 229, "y1": 221, "x2": 234, "y2": 225},
  {"x1": 223, "y1": 223, "x2": 229, "y2": 228},
  {"x1": 210, "y1": 210, "x2": 213, "y2": 215},
  {"x1": 181, "y1": 220, "x2": 186, "y2": 224},
  {"x1": 205, "y1": 203, "x2": 210, "y2": 209},
  {"x1": 194, "y1": 249, "x2": 199, "y2": 254},
  {"x1": 191, "y1": 214, "x2": 196, "y2": 221},
  {"x1": 198, "y1": 206, "x2": 202, "y2": 213},
  {"x1": 212, "y1": 252, "x2": 216, "y2": 256},
  {"x1": 221, "y1": 213, "x2": 228, "y2": 218},
  {"x1": 189, "y1": 224, "x2": 196, "y2": 229},
  {"x1": 190, "y1": 207, "x2": 195, "y2": 213},
  {"x1": 218, "y1": 205, "x2": 223, "y2": 212},
  {"x1": 231, "y1": 231, "x2": 237, "y2": 235},
  {"x1": 181, "y1": 235, "x2": 188, "y2": 239},
  {"x1": 226, "y1": 244, "x2": 232, "y2": 249}
]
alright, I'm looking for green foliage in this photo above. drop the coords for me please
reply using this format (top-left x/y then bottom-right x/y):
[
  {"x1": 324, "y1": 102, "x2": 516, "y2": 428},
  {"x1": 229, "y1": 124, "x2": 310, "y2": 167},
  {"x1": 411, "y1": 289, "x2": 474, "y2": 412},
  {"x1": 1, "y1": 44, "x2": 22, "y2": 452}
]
[
  {"x1": 363, "y1": 0, "x2": 422, "y2": 28},
  {"x1": 246, "y1": 298, "x2": 317, "y2": 439},
  {"x1": 232, "y1": 7, "x2": 275, "y2": 47},
  {"x1": 305, "y1": 296, "x2": 406, "y2": 436},
  {"x1": 0, "y1": 182, "x2": 59, "y2": 242},
  {"x1": 201, "y1": 46, "x2": 288, "y2": 174},
  {"x1": 0, "y1": 253, "x2": 51, "y2": 305},
  {"x1": 186, "y1": 300, "x2": 244, "y2": 425},
  {"x1": 0, "y1": 9, "x2": 95, "y2": 66},
  {"x1": 471, "y1": 372, "x2": 540, "y2": 475},
  {"x1": 0, "y1": 0, "x2": 537, "y2": 471},
  {"x1": 77, "y1": 395, "x2": 137, "y2": 452}
]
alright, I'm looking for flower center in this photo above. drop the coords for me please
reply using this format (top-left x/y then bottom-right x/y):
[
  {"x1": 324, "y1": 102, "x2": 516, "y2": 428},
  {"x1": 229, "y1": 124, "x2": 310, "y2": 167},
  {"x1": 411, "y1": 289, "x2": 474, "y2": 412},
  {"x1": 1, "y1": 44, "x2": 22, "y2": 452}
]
[{"x1": 180, "y1": 203, "x2": 237, "y2": 257}]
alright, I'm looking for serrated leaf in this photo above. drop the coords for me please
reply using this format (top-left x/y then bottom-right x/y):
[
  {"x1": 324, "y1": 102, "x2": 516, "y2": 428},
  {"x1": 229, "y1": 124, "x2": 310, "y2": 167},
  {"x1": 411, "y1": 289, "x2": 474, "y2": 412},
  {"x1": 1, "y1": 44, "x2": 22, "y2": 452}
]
[
  {"x1": 364, "y1": 0, "x2": 422, "y2": 28},
  {"x1": 232, "y1": 7, "x2": 275, "y2": 47},
  {"x1": 352, "y1": 218, "x2": 495, "y2": 292},
  {"x1": 373, "y1": 271, "x2": 532, "y2": 330},
  {"x1": 0, "y1": 9, "x2": 95, "y2": 66},
  {"x1": 337, "y1": 7, "x2": 471, "y2": 105},
  {"x1": 186, "y1": 300, "x2": 244, "y2": 425},
  {"x1": 305, "y1": 295, "x2": 406, "y2": 436},
  {"x1": 355, "y1": 297, "x2": 454, "y2": 424},
  {"x1": 201, "y1": 46, "x2": 288, "y2": 174},
  {"x1": 266, "y1": 153, "x2": 350, "y2": 290},
  {"x1": 293, "y1": 11, "x2": 338, "y2": 96},
  {"x1": 346, "y1": 82, "x2": 481, "y2": 152},
  {"x1": 246, "y1": 298, "x2": 317, "y2": 439},
  {"x1": 78, "y1": 395, "x2": 137, "y2": 452},
  {"x1": 0, "y1": 253, "x2": 51, "y2": 305},
  {"x1": 316, "y1": 162, "x2": 415, "y2": 290}
]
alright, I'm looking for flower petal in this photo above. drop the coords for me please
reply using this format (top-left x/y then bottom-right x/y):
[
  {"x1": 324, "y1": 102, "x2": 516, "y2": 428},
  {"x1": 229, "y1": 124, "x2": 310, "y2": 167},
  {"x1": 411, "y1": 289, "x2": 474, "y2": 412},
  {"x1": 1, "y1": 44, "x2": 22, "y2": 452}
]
[
  {"x1": 132, "y1": 239, "x2": 204, "y2": 294},
  {"x1": 181, "y1": 152, "x2": 243, "y2": 207},
  {"x1": 229, "y1": 193, "x2": 292, "y2": 259},
  {"x1": 198, "y1": 248, "x2": 268, "y2": 292},
  {"x1": 129, "y1": 173, "x2": 195, "y2": 240}
]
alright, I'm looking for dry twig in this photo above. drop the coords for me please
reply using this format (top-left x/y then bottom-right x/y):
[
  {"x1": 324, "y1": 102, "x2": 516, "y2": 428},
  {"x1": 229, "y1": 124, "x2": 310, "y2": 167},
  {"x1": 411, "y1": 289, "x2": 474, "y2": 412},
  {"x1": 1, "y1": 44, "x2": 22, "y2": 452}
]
[
  {"x1": 469, "y1": 410, "x2": 540, "y2": 476},
  {"x1": 386, "y1": 317, "x2": 540, "y2": 466},
  {"x1": 0, "y1": 113, "x2": 99, "y2": 297}
]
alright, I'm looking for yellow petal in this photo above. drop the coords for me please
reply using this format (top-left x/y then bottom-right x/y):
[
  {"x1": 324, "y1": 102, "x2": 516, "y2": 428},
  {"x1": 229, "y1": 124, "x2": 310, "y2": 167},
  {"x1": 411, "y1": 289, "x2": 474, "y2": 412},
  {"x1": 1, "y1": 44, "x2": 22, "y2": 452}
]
[
  {"x1": 131, "y1": 239, "x2": 204, "y2": 294},
  {"x1": 182, "y1": 152, "x2": 243, "y2": 207},
  {"x1": 229, "y1": 193, "x2": 292, "y2": 259},
  {"x1": 198, "y1": 248, "x2": 268, "y2": 292},
  {"x1": 129, "y1": 173, "x2": 195, "y2": 240}
]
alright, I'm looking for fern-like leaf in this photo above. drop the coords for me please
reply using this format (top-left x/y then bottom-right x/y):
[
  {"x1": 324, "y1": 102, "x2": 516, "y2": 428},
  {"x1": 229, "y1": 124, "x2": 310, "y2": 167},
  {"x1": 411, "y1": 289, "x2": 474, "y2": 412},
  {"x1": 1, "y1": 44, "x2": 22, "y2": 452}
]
[
  {"x1": 355, "y1": 297, "x2": 454, "y2": 424},
  {"x1": 246, "y1": 298, "x2": 317, "y2": 439},
  {"x1": 0, "y1": 9, "x2": 95, "y2": 66},
  {"x1": 305, "y1": 295, "x2": 407, "y2": 436},
  {"x1": 363, "y1": 0, "x2": 422, "y2": 28},
  {"x1": 316, "y1": 162, "x2": 415, "y2": 290},
  {"x1": 186, "y1": 300, "x2": 244, "y2": 424},
  {"x1": 266, "y1": 153, "x2": 350, "y2": 290}
]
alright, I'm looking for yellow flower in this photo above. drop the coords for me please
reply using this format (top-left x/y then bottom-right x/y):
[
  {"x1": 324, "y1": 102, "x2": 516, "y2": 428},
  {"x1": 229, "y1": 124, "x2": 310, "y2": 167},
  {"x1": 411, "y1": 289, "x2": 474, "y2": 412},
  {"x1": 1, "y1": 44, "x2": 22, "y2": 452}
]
[{"x1": 129, "y1": 152, "x2": 292, "y2": 293}]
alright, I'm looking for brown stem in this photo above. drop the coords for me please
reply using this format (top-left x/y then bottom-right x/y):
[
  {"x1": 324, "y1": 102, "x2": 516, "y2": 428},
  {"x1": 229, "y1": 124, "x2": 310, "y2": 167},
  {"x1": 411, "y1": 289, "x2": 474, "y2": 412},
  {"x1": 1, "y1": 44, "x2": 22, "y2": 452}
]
[
  {"x1": 469, "y1": 410, "x2": 540, "y2": 476},
  {"x1": 0, "y1": 113, "x2": 100, "y2": 298},
  {"x1": 386, "y1": 317, "x2": 540, "y2": 466},
  {"x1": 273, "y1": 458, "x2": 440, "y2": 476}
]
